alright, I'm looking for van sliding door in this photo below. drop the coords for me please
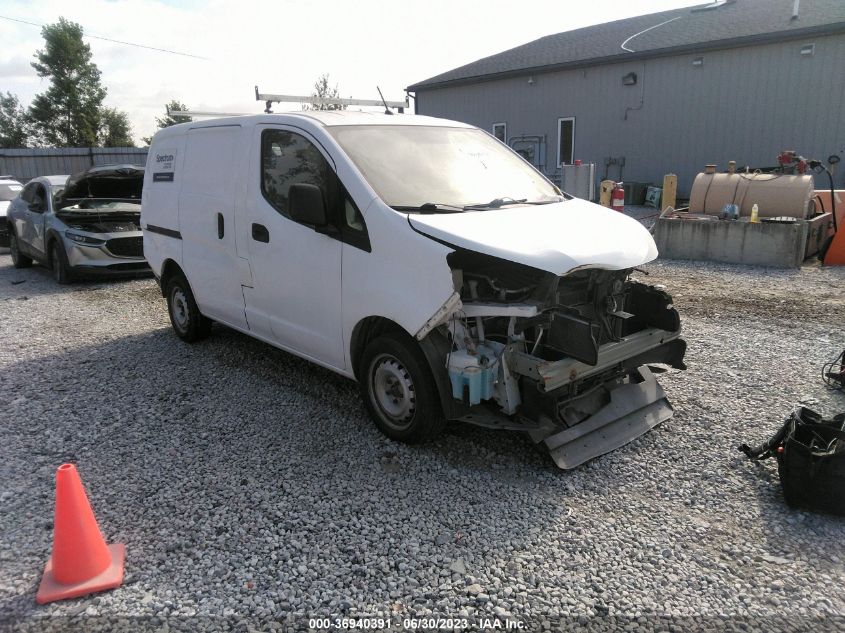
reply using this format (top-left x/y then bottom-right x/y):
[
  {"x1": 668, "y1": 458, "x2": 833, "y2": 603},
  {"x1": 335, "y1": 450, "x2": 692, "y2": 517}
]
[{"x1": 178, "y1": 125, "x2": 249, "y2": 330}]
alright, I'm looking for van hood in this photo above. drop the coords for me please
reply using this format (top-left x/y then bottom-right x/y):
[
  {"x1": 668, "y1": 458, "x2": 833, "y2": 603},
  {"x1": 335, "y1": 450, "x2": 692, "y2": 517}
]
[{"x1": 407, "y1": 198, "x2": 658, "y2": 275}]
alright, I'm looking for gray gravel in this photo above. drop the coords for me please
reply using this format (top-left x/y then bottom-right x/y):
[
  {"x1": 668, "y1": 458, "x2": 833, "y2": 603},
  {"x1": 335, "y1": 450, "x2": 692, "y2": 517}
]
[{"x1": 1, "y1": 253, "x2": 844, "y2": 631}]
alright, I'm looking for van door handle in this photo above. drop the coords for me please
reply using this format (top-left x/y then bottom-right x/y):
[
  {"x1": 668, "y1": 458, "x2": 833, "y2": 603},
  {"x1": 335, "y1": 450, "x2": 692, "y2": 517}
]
[
  {"x1": 251, "y1": 223, "x2": 269, "y2": 243},
  {"x1": 217, "y1": 213, "x2": 224, "y2": 239}
]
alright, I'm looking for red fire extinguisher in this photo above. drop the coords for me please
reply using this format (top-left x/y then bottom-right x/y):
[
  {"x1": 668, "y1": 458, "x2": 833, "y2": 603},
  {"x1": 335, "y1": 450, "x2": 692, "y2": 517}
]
[{"x1": 611, "y1": 182, "x2": 625, "y2": 212}]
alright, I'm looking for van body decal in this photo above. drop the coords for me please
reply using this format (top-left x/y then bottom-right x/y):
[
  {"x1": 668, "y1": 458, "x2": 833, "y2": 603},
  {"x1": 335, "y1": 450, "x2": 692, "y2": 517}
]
[
  {"x1": 151, "y1": 147, "x2": 178, "y2": 182},
  {"x1": 144, "y1": 224, "x2": 182, "y2": 239}
]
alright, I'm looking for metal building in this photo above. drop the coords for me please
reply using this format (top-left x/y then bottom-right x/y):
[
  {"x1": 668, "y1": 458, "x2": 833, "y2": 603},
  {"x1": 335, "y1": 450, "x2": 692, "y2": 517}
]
[{"x1": 407, "y1": 0, "x2": 845, "y2": 196}]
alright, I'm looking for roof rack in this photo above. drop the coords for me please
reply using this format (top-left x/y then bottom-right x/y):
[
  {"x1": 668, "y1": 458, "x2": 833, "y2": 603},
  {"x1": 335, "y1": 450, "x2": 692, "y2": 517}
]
[
  {"x1": 163, "y1": 86, "x2": 410, "y2": 120},
  {"x1": 165, "y1": 107, "x2": 249, "y2": 118},
  {"x1": 255, "y1": 86, "x2": 408, "y2": 114}
]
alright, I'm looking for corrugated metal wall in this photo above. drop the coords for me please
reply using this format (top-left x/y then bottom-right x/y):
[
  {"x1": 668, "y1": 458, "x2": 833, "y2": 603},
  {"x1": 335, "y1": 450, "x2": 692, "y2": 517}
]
[
  {"x1": 416, "y1": 34, "x2": 845, "y2": 196},
  {"x1": 0, "y1": 147, "x2": 148, "y2": 183}
]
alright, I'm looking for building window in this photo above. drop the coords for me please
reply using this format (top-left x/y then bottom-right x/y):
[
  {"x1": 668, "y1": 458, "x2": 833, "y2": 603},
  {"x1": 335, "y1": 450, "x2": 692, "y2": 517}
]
[
  {"x1": 557, "y1": 117, "x2": 575, "y2": 167},
  {"x1": 492, "y1": 123, "x2": 507, "y2": 143}
]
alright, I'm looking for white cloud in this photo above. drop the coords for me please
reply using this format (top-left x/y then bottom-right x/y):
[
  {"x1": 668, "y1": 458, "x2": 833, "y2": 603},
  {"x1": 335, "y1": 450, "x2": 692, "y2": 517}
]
[{"x1": 0, "y1": 0, "x2": 702, "y2": 144}]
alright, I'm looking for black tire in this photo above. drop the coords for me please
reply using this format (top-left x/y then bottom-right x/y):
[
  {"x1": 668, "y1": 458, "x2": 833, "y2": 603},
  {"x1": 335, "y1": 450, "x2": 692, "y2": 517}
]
[
  {"x1": 9, "y1": 231, "x2": 32, "y2": 268},
  {"x1": 165, "y1": 273, "x2": 212, "y2": 342},
  {"x1": 50, "y1": 241, "x2": 71, "y2": 284},
  {"x1": 359, "y1": 332, "x2": 446, "y2": 444}
]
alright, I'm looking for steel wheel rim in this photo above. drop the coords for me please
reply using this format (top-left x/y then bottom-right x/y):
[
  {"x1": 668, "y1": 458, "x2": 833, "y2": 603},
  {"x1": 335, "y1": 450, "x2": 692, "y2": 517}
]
[
  {"x1": 369, "y1": 353, "x2": 416, "y2": 430},
  {"x1": 171, "y1": 287, "x2": 190, "y2": 331}
]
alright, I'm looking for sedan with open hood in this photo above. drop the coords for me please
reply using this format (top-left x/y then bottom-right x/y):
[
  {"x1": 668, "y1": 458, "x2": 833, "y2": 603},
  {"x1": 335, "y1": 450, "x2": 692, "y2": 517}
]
[{"x1": 7, "y1": 165, "x2": 151, "y2": 283}]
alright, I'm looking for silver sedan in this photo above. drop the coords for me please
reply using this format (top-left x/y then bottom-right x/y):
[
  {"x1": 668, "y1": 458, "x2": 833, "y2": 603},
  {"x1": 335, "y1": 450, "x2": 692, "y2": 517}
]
[{"x1": 6, "y1": 166, "x2": 151, "y2": 283}]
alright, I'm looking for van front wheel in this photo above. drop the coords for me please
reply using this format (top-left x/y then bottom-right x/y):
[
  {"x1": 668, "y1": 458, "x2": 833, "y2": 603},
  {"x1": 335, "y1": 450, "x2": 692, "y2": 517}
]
[
  {"x1": 359, "y1": 333, "x2": 446, "y2": 444},
  {"x1": 165, "y1": 274, "x2": 212, "y2": 342}
]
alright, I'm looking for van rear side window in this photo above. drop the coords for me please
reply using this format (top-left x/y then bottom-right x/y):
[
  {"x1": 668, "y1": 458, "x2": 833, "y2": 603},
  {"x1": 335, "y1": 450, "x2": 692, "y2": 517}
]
[{"x1": 261, "y1": 130, "x2": 336, "y2": 219}]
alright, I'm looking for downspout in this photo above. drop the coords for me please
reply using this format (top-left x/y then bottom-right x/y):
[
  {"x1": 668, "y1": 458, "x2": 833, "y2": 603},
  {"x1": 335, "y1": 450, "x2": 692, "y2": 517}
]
[
  {"x1": 619, "y1": 15, "x2": 683, "y2": 122},
  {"x1": 623, "y1": 61, "x2": 646, "y2": 121}
]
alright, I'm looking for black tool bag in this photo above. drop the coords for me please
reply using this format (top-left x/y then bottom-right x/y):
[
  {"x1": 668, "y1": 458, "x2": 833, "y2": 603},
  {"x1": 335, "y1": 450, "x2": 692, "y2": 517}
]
[{"x1": 739, "y1": 406, "x2": 845, "y2": 516}]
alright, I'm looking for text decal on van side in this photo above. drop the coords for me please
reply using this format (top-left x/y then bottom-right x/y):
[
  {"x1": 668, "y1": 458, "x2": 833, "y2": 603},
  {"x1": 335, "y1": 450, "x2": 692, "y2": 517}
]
[{"x1": 152, "y1": 147, "x2": 177, "y2": 182}]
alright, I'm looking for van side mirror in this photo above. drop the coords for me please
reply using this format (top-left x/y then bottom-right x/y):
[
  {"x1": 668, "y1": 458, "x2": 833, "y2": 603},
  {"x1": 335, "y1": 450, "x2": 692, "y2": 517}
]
[{"x1": 289, "y1": 183, "x2": 327, "y2": 227}]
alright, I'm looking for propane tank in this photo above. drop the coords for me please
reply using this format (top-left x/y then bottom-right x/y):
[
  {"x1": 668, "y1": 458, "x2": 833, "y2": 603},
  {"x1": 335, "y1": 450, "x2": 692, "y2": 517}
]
[{"x1": 611, "y1": 182, "x2": 625, "y2": 212}]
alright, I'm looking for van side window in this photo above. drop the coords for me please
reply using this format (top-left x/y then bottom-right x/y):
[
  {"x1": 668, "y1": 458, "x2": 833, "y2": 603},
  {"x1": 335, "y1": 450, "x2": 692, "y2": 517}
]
[
  {"x1": 261, "y1": 130, "x2": 336, "y2": 220},
  {"x1": 261, "y1": 129, "x2": 370, "y2": 252},
  {"x1": 341, "y1": 189, "x2": 370, "y2": 252}
]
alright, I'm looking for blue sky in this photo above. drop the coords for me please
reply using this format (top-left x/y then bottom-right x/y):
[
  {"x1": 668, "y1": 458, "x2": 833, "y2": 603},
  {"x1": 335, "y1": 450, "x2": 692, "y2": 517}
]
[{"x1": 0, "y1": 0, "x2": 703, "y2": 143}]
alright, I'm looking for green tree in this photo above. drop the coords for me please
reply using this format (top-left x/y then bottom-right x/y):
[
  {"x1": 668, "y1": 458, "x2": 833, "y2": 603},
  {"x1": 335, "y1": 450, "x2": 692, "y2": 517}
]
[
  {"x1": 0, "y1": 92, "x2": 31, "y2": 147},
  {"x1": 142, "y1": 101, "x2": 192, "y2": 145},
  {"x1": 99, "y1": 107, "x2": 134, "y2": 147},
  {"x1": 28, "y1": 18, "x2": 106, "y2": 147},
  {"x1": 306, "y1": 74, "x2": 346, "y2": 111}
]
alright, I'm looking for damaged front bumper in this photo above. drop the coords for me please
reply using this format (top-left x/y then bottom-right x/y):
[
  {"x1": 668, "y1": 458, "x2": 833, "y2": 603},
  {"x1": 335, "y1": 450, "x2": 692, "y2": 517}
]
[
  {"x1": 514, "y1": 329, "x2": 685, "y2": 469},
  {"x1": 510, "y1": 327, "x2": 685, "y2": 393},
  {"x1": 431, "y1": 260, "x2": 686, "y2": 470},
  {"x1": 530, "y1": 366, "x2": 674, "y2": 469}
]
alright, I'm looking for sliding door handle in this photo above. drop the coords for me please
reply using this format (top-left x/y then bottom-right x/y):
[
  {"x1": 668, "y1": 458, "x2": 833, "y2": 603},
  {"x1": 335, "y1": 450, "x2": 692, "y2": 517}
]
[
  {"x1": 251, "y1": 223, "x2": 269, "y2": 243},
  {"x1": 217, "y1": 213, "x2": 224, "y2": 239}
]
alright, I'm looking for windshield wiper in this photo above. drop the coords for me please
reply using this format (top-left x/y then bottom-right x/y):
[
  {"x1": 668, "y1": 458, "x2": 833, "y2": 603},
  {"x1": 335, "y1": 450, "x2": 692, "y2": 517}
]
[
  {"x1": 462, "y1": 197, "x2": 561, "y2": 210},
  {"x1": 462, "y1": 197, "x2": 527, "y2": 210},
  {"x1": 392, "y1": 203, "x2": 465, "y2": 214}
]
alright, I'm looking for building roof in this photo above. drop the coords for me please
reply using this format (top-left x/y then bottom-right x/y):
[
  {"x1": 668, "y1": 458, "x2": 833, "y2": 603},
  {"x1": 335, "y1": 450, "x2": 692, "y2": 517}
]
[{"x1": 408, "y1": 0, "x2": 845, "y2": 91}]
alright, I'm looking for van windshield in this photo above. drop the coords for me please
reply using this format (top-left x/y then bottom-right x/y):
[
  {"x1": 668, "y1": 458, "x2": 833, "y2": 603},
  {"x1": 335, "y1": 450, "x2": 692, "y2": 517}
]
[{"x1": 326, "y1": 125, "x2": 562, "y2": 211}]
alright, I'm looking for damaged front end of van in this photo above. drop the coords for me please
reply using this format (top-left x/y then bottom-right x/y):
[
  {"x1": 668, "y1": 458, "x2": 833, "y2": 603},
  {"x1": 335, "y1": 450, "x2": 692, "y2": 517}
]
[{"x1": 409, "y1": 202, "x2": 686, "y2": 470}]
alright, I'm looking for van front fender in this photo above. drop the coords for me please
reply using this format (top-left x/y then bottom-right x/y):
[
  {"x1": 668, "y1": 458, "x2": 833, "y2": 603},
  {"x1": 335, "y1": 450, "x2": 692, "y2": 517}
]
[{"x1": 417, "y1": 328, "x2": 472, "y2": 421}]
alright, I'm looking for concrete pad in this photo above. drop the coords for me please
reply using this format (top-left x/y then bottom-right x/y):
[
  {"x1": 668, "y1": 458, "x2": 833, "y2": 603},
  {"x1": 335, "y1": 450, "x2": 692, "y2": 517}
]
[{"x1": 654, "y1": 218, "x2": 809, "y2": 268}]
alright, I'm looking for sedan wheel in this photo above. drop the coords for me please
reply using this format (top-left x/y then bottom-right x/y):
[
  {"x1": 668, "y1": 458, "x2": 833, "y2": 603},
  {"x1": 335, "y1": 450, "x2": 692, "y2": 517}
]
[
  {"x1": 9, "y1": 232, "x2": 32, "y2": 269},
  {"x1": 51, "y1": 241, "x2": 71, "y2": 284}
]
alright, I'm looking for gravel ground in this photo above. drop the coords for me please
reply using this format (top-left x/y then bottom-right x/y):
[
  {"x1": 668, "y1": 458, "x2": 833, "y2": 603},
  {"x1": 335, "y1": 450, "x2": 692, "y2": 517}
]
[{"x1": 0, "y1": 252, "x2": 844, "y2": 632}]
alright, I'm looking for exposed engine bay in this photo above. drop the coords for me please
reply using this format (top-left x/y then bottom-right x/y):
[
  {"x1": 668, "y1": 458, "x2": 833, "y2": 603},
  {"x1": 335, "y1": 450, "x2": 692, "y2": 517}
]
[
  {"x1": 429, "y1": 249, "x2": 686, "y2": 469},
  {"x1": 57, "y1": 211, "x2": 141, "y2": 235},
  {"x1": 55, "y1": 163, "x2": 143, "y2": 236}
]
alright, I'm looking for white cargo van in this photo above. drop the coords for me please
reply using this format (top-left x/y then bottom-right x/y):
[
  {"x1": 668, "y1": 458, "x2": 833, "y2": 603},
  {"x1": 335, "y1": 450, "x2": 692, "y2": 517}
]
[{"x1": 142, "y1": 112, "x2": 685, "y2": 469}]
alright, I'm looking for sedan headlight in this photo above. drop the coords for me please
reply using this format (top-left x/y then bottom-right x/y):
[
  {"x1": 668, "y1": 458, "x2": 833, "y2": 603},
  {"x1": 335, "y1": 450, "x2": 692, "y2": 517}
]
[{"x1": 65, "y1": 231, "x2": 106, "y2": 246}]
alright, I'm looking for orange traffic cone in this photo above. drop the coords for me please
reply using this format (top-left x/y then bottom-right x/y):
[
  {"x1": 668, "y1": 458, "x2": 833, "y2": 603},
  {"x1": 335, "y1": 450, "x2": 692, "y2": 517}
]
[{"x1": 36, "y1": 464, "x2": 125, "y2": 604}]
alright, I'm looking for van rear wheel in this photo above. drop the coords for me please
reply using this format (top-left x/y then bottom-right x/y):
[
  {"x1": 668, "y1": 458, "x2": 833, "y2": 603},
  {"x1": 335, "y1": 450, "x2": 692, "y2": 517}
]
[
  {"x1": 359, "y1": 333, "x2": 446, "y2": 444},
  {"x1": 165, "y1": 274, "x2": 212, "y2": 342}
]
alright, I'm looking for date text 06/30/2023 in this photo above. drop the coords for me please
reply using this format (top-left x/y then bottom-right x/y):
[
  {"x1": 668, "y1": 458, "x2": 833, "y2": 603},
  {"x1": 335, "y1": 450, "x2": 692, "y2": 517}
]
[{"x1": 308, "y1": 617, "x2": 525, "y2": 630}]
